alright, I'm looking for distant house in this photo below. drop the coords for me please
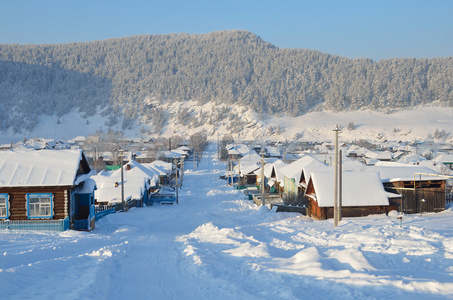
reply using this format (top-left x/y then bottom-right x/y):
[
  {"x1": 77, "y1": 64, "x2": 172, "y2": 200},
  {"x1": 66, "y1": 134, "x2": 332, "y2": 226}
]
[
  {"x1": 0, "y1": 149, "x2": 96, "y2": 231},
  {"x1": 227, "y1": 148, "x2": 243, "y2": 160},
  {"x1": 142, "y1": 160, "x2": 173, "y2": 186},
  {"x1": 0, "y1": 143, "x2": 13, "y2": 151},
  {"x1": 434, "y1": 154, "x2": 453, "y2": 170},
  {"x1": 279, "y1": 155, "x2": 327, "y2": 201},
  {"x1": 92, "y1": 159, "x2": 173, "y2": 207},
  {"x1": 349, "y1": 162, "x2": 448, "y2": 214},
  {"x1": 305, "y1": 171, "x2": 395, "y2": 220},
  {"x1": 239, "y1": 163, "x2": 260, "y2": 186},
  {"x1": 240, "y1": 152, "x2": 263, "y2": 165},
  {"x1": 372, "y1": 163, "x2": 448, "y2": 214},
  {"x1": 253, "y1": 160, "x2": 286, "y2": 193},
  {"x1": 92, "y1": 160, "x2": 160, "y2": 208}
]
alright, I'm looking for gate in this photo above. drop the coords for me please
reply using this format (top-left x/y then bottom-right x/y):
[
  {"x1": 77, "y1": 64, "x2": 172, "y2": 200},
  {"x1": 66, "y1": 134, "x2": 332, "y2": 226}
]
[{"x1": 401, "y1": 189, "x2": 445, "y2": 214}]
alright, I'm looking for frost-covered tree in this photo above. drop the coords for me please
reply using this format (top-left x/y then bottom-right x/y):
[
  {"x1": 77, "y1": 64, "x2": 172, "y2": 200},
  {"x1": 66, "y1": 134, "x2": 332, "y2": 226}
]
[{"x1": 1, "y1": 30, "x2": 452, "y2": 133}]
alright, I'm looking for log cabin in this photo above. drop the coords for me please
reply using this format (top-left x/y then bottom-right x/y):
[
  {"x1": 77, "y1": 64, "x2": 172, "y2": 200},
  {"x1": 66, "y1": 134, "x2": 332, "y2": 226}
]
[
  {"x1": 0, "y1": 149, "x2": 96, "y2": 231},
  {"x1": 305, "y1": 171, "x2": 395, "y2": 220}
]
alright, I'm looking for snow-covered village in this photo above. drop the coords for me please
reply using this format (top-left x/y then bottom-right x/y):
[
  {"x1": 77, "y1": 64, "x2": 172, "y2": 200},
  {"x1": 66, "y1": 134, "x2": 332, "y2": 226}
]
[
  {"x1": 1, "y1": 118, "x2": 453, "y2": 299},
  {"x1": 2, "y1": 2, "x2": 453, "y2": 299}
]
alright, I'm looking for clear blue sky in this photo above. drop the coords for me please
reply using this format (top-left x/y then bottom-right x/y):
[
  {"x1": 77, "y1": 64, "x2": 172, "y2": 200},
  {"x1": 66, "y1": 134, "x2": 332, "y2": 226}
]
[{"x1": 1, "y1": 0, "x2": 452, "y2": 60}]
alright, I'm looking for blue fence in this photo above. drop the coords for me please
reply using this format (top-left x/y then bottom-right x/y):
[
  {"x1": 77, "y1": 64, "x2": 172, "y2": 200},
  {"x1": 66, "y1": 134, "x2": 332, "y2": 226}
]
[
  {"x1": 0, "y1": 217, "x2": 69, "y2": 232},
  {"x1": 148, "y1": 196, "x2": 176, "y2": 205},
  {"x1": 95, "y1": 208, "x2": 116, "y2": 220}
]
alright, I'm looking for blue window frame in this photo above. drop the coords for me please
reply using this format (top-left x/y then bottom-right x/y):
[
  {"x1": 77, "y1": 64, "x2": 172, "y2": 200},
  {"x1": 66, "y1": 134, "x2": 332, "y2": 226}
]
[
  {"x1": 27, "y1": 193, "x2": 53, "y2": 219},
  {"x1": 0, "y1": 193, "x2": 8, "y2": 219},
  {"x1": 70, "y1": 190, "x2": 76, "y2": 216}
]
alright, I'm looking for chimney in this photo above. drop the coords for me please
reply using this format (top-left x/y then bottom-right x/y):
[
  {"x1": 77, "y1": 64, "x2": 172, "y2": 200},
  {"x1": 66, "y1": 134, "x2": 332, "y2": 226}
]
[{"x1": 126, "y1": 164, "x2": 131, "y2": 171}]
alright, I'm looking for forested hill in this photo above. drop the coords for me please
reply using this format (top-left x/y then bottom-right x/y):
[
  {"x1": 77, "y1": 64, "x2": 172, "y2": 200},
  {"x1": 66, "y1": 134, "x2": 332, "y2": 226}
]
[{"x1": 1, "y1": 30, "x2": 452, "y2": 133}]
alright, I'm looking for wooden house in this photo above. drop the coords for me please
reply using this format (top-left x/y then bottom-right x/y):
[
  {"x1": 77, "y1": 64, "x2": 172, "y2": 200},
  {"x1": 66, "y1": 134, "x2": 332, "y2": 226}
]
[
  {"x1": 239, "y1": 163, "x2": 260, "y2": 186},
  {"x1": 434, "y1": 154, "x2": 453, "y2": 170},
  {"x1": 92, "y1": 160, "x2": 160, "y2": 208},
  {"x1": 305, "y1": 171, "x2": 394, "y2": 220},
  {"x1": 372, "y1": 163, "x2": 448, "y2": 214},
  {"x1": 227, "y1": 147, "x2": 243, "y2": 160},
  {"x1": 279, "y1": 155, "x2": 327, "y2": 203},
  {"x1": 142, "y1": 160, "x2": 172, "y2": 186},
  {"x1": 254, "y1": 160, "x2": 286, "y2": 193},
  {"x1": 0, "y1": 149, "x2": 96, "y2": 231},
  {"x1": 347, "y1": 162, "x2": 448, "y2": 214}
]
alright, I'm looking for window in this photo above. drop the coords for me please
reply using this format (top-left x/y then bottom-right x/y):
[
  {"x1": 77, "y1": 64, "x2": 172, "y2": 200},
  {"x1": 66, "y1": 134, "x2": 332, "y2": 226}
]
[
  {"x1": 27, "y1": 193, "x2": 53, "y2": 219},
  {"x1": 0, "y1": 194, "x2": 8, "y2": 219}
]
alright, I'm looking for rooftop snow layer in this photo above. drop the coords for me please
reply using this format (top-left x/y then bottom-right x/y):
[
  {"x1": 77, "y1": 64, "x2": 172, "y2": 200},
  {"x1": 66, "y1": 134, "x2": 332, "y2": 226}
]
[
  {"x1": 0, "y1": 149, "x2": 84, "y2": 187},
  {"x1": 309, "y1": 171, "x2": 390, "y2": 207}
]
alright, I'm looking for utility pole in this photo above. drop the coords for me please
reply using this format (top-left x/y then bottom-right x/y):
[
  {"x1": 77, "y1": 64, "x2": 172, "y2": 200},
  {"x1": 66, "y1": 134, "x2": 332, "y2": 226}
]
[
  {"x1": 120, "y1": 149, "x2": 125, "y2": 212},
  {"x1": 333, "y1": 125, "x2": 341, "y2": 227},
  {"x1": 339, "y1": 149, "x2": 343, "y2": 222},
  {"x1": 180, "y1": 157, "x2": 184, "y2": 185},
  {"x1": 174, "y1": 156, "x2": 179, "y2": 205},
  {"x1": 193, "y1": 149, "x2": 196, "y2": 171},
  {"x1": 260, "y1": 149, "x2": 266, "y2": 206},
  {"x1": 230, "y1": 158, "x2": 233, "y2": 186},
  {"x1": 94, "y1": 147, "x2": 97, "y2": 175},
  {"x1": 227, "y1": 156, "x2": 231, "y2": 186},
  {"x1": 284, "y1": 139, "x2": 287, "y2": 163}
]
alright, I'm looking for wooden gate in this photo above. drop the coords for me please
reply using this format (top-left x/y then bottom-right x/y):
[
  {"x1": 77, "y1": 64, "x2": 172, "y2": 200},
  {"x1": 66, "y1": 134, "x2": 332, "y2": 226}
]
[{"x1": 401, "y1": 189, "x2": 445, "y2": 214}]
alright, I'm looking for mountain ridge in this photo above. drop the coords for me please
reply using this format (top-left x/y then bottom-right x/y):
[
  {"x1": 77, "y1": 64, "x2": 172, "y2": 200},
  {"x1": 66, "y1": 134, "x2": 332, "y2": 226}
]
[{"x1": 0, "y1": 30, "x2": 452, "y2": 134}]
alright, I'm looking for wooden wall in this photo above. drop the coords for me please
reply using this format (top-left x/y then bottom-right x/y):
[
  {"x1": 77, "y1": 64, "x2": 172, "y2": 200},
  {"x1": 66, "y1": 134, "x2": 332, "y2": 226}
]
[
  {"x1": 386, "y1": 180, "x2": 446, "y2": 214},
  {"x1": 0, "y1": 186, "x2": 72, "y2": 221},
  {"x1": 309, "y1": 198, "x2": 391, "y2": 220}
]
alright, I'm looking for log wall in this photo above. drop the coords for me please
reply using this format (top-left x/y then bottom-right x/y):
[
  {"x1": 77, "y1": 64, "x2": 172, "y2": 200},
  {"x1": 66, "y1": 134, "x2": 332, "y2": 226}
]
[{"x1": 0, "y1": 186, "x2": 73, "y2": 221}]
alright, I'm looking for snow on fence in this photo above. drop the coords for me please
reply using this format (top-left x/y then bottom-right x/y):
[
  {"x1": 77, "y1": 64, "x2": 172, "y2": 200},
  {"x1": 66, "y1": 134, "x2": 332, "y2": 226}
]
[
  {"x1": 95, "y1": 208, "x2": 116, "y2": 220},
  {"x1": 0, "y1": 217, "x2": 70, "y2": 232}
]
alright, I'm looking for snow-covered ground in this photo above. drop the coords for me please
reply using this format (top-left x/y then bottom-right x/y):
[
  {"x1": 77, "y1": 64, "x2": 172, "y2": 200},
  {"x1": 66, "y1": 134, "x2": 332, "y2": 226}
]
[
  {"x1": 1, "y1": 105, "x2": 452, "y2": 145},
  {"x1": 1, "y1": 144, "x2": 453, "y2": 299}
]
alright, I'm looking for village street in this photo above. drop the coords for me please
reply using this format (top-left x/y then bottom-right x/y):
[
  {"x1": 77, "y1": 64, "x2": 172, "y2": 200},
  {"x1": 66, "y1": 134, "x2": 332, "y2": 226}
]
[{"x1": 2, "y1": 143, "x2": 453, "y2": 299}]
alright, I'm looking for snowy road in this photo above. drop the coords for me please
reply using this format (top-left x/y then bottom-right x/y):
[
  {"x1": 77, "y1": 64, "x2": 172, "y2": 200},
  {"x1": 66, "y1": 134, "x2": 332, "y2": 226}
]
[{"x1": 1, "y1": 144, "x2": 453, "y2": 299}]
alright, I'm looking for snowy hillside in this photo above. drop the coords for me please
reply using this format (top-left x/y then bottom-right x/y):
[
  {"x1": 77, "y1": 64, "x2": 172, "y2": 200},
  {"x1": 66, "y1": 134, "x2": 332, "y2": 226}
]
[
  {"x1": 1, "y1": 104, "x2": 452, "y2": 146},
  {"x1": 1, "y1": 145, "x2": 453, "y2": 299}
]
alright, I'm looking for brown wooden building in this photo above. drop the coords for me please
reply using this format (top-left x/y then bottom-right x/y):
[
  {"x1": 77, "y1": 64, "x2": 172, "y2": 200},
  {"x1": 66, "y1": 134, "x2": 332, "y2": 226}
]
[
  {"x1": 371, "y1": 164, "x2": 448, "y2": 214},
  {"x1": 0, "y1": 149, "x2": 96, "y2": 231},
  {"x1": 305, "y1": 171, "x2": 395, "y2": 220}
]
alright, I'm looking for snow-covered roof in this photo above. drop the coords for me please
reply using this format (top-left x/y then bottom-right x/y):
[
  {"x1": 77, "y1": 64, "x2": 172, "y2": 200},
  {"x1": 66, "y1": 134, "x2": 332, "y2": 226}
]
[
  {"x1": 160, "y1": 150, "x2": 184, "y2": 159},
  {"x1": 0, "y1": 149, "x2": 89, "y2": 187},
  {"x1": 171, "y1": 148, "x2": 188, "y2": 156},
  {"x1": 351, "y1": 162, "x2": 444, "y2": 183},
  {"x1": 228, "y1": 148, "x2": 242, "y2": 155},
  {"x1": 92, "y1": 160, "x2": 160, "y2": 204},
  {"x1": 279, "y1": 155, "x2": 326, "y2": 183},
  {"x1": 143, "y1": 160, "x2": 173, "y2": 175},
  {"x1": 307, "y1": 171, "x2": 390, "y2": 207},
  {"x1": 178, "y1": 146, "x2": 192, "y2": 152},
  {"x1": 240, "y1": 152, "x2": 262, "y2": 165},
  {"x1": 74, "y1": 178, "x2": 97, "y2": 194},
  {"x1": 397, "y1": 153, "x2": 427, "y2": 164},
  {"x1": 241, "y1": 163, "x2": 260, "y2": 176},
  {"x1": 92, "y1": 174, "x2": 147, "y2": 204},
  {"x1": 434, "y1": 154, "x2": 453, "y2": 164}
]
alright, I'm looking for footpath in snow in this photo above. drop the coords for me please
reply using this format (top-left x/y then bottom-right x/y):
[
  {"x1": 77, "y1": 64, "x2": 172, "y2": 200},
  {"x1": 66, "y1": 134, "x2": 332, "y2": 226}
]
[{"x1": 1, "y1": 144, "x2": 453, "y2": 299}]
